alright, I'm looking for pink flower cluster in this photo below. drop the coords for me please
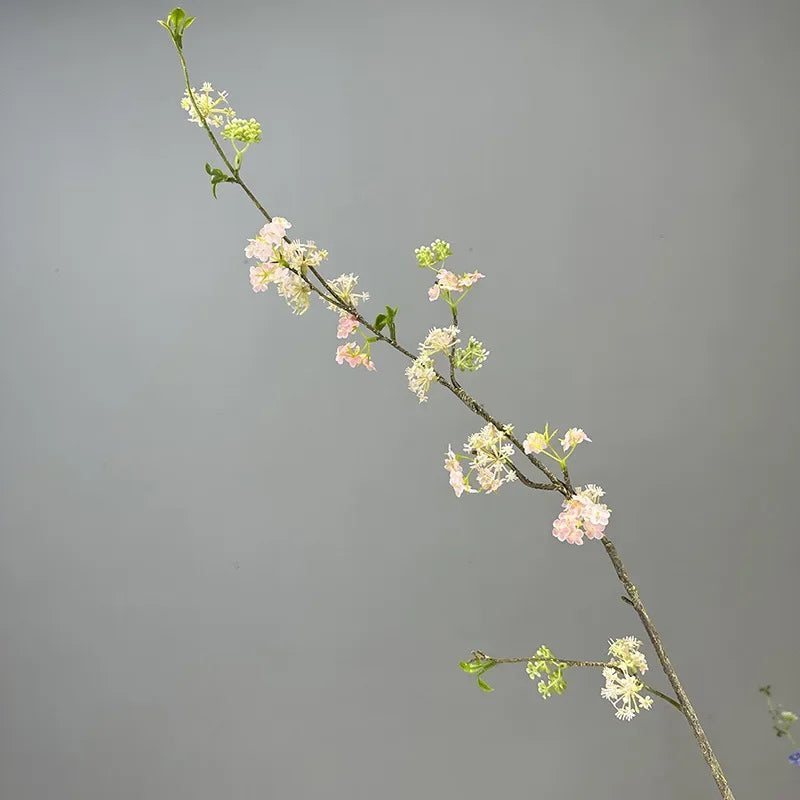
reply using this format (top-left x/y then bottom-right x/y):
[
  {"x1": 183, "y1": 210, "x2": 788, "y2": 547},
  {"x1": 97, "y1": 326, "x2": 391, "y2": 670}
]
[
  {"x1": 428, "y1": 269, "x2": 485, "y2": 301},
  {"x1": 337, "y1": 313, "x2": 359, "y2": 339},
  {"x1": 444, "y1": 446, "x2": 475, "y2": 497},
  {"x1": 249, "y1": 262, "x2": 284, "y2": 293},
  {"x1": 245, "y1": 217, "x2": 291, "y2": 261},
  {"x1": 561, "y1": 427, "x2": 591, "y2": 450},
  {"x1": 335, "y1": 342, "x2": 375, "y2": 371},
  {"x1": 247, "y1": 218, "x2": 312, "y2": 313},
  {"x1": 552, "y1": 486, "x2": 611, "y2": 545}
]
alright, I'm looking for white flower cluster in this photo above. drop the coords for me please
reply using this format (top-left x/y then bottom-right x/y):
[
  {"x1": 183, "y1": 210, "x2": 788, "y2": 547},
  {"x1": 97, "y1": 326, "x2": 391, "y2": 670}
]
[
  {"x1": 405, "y1": 327, "x2": 459, "y2": 403},
  {"x1": 445, "y1": 423, "x2": 518, "y2": 496},
  {"x1": 601, "y1": 637, "x2": 654, "y2": 721}
]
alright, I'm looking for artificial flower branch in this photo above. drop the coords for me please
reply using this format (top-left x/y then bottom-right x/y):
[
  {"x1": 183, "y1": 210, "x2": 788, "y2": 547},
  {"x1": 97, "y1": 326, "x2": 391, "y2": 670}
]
[{"x1": 160, "y1": 9, "x2": 736, "y2": 798}]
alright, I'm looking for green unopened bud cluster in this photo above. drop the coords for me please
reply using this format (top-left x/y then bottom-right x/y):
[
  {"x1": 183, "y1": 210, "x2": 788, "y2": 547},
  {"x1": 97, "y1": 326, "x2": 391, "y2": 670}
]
[
  {"x1": 527, "y1": 645, "x2": 568, "y2": 698},
  {"x1": 453, "y1": 337, "x2": 489, "y2": 372},
  {"x1": 223, "y1": 117, "x2": 262, "y2": 144},
  {"x1": 415, "y1": 239, "x2": 452, "y2": 268}
]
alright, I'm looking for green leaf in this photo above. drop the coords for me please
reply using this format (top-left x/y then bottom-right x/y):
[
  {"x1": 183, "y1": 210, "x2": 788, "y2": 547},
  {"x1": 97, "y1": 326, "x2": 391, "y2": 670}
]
[
  {"x1": 205, "y1": 162, "x2": 213, "y2": 175},
  {"x1": 169, "y1": 7, "x2": 185, "y2": 27},
  {"x1": 476, "y1": 677, "x2": 494, "y2": 692},
  {"x1": 384, "y1": 306, "x2": 398, "y2": 340},
  {"x1": 183, "y1": 16, "x2": 195, "y2": 28}
]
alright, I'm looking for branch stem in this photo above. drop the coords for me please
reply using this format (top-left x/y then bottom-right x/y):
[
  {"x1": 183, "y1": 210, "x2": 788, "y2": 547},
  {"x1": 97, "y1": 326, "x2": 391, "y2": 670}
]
[{"x1": 602, "y1": 538, "x2": 734, "y2": 798}]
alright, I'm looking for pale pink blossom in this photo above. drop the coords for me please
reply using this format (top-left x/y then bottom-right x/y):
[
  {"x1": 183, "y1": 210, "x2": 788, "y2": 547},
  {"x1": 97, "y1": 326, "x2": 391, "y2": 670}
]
[
  {"x1": 476, "y1": 469, "x2": 503, "y2": 494},
  {"x1": 583, "y1": 520, "x2": 607, "y2": 540},
  {"x1": 428, "y1": 269, "x2": 486, "y2": 300},
  {"x1": 266, "y1": 217, "x2": 291, "y2": 240},
  {"x1": 523, "y1": 431, "x2": 548, "y2": 454},
  {"x1": 337, "y1": 314, "x2": 360, "y2": 339},
  {"x1": 335, "y1": 342, "x2": 376, "y2": 371},
  {"x1": 437, "y1": 269, "x2": 461, "y2": 291},
  {"x1": 249, "y1": 262, "x2": 280, "y2": 292},
  {"x1": 245, "y1": 238, "x2": 276, "y2": 261},
  {"x1": 551, "y1": 486, "x2": 611, "y2": 545},
  {"x1": 258, "y1": 217, "x2": 291, "y2": 245},
  {"x1": 244, "y1": 218, "x2": 292, "y2": 259},
  {"x1": 444, "y1": 446, "x2": 460, "y2": 472},
  {"x1": 553, "y1": 509, "x2": 584, "y2": 545},
  {"x1": 459, "y1": 271, "x2": 485, "y2": 287},
  {"x1": 449, "y1": 467, "x2": 467, "y2": 497},
  {"x1": 560, "y1": 427, "x2": 592, "y2": 451},
  {"x1": 444, "y1": 446, "x2": 474, "y2": 497}
]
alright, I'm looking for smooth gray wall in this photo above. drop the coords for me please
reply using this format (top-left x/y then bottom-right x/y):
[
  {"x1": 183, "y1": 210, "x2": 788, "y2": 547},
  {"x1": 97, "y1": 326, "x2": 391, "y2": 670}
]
[{"x1": 1, "y1": 1, "x2": 799, "y2": 798}]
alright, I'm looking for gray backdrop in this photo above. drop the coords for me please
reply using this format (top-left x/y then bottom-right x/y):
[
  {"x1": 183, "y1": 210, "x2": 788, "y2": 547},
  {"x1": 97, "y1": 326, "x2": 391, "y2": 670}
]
[{"x1": 1, "y1": 0, "x2": 798, "y2": 798}]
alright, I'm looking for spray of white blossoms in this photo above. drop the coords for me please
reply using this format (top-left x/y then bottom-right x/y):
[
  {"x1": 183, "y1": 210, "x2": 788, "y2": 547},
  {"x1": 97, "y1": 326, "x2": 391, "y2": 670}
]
[
  {"x1": 601, "y1": 637, "x2": 654, "y2": 721},
  {"x1": 444, "y1": 423, "x2": 518, "y2": 496},
  {"x1": 406, "y1": 325, "x2": 458, "y2": 402},
  {"x1": 180, "y1": 82, "x2": 235, "y2": 128}
]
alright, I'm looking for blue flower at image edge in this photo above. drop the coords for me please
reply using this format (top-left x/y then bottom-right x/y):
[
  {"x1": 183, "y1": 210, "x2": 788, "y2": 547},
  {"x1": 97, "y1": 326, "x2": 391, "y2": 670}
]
[{"x1": 789, "y1": 750, "x2": 800, "y2": 766}]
